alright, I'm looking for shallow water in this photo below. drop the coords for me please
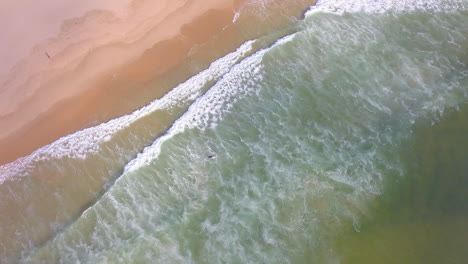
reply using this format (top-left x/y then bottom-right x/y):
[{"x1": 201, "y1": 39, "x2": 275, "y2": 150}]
[{"x1": 2, "y1": 0, "x2": 468, "y2": 263}]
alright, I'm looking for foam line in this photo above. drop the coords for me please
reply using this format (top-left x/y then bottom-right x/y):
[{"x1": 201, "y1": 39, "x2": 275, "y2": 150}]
[{"x1": 306, "y1": 0, "x2": 468, "y2": 16}]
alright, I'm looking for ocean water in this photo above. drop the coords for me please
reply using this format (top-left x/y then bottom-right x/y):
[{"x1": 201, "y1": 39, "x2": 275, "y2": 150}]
[{"x1": 1, "y1": 0, "x2": 468, "y2": 263}]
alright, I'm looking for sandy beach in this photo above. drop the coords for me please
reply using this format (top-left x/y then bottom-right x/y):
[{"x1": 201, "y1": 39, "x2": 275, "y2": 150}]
[{"x1": 0, "y1": 0, "x2": 252, "y2": 165}]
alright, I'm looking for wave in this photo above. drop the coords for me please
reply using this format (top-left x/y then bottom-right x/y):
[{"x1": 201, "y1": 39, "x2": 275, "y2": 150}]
[{"x1": 306, "y1": 0, "x2": 468, "y2": 16}]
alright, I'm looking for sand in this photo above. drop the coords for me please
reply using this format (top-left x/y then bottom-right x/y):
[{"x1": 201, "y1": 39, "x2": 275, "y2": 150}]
[{"x1": 0, "y1": 0, "x2": 239, "y2": 165}]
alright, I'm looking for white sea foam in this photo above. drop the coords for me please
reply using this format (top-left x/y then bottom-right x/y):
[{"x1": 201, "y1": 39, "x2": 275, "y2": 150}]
[
  {"x1": 274, "y1": 32, "x2": 298, "y2": 46},
  {"x1": 306, "y1": 0, "x2": 468, "y2": 16},
  {"x1": 0, "y1": 40, "x2": 255, "y2": 183},
  {"x1": 124, "y1": 34, "x2": 299, "y2": 173}
]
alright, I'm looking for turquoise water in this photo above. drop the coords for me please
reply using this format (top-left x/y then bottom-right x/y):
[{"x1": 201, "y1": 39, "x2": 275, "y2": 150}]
[{"x1": 20, "y1": 0, "x2": 468, "y2": 263}]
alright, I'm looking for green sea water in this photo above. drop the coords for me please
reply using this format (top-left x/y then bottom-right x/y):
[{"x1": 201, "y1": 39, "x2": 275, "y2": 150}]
[{"x1": 8, "y1": 0, "x2": 468, "y2": 263}]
